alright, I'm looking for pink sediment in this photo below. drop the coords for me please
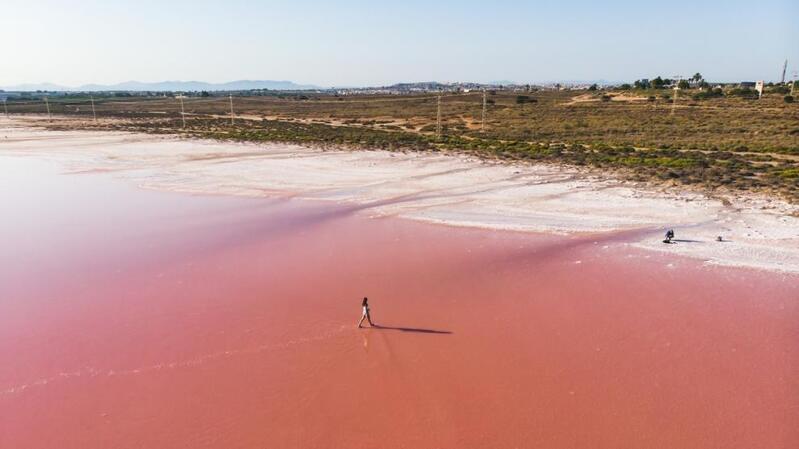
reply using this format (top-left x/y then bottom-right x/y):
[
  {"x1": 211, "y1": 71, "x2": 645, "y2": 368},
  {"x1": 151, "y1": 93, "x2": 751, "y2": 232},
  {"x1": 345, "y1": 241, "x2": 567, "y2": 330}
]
[{"x1": 0, "y1": 159, "x2": 797, "y2": 449}]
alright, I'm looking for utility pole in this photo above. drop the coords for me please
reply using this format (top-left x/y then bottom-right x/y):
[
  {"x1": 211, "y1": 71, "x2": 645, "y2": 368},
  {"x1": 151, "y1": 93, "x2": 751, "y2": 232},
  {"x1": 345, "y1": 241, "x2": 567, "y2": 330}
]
[
  {"x1": 3, "y1": 99, "x2": 8, "y2": 119},
  {"x1": 44, "y1": 96, "x2": 52, "y2": 122},
  {"x1": 90, "y1": 95, "x2": 97, "y2": 123},
  {"x1": 229, "y1": 94, "x2": 234, "y2": 125},
  {"x1": 178, "y1": 96, "x2": 186, "y2": 128},
  {"x1": 481, "y1": 89, "x2": 487, "y2": 132},
  {"x1": 436, "y1": 94, "x2": 442, "y2": 138},
  {"x1": 671, "y1": 75, "x2": 681, "y2": 116},
  {"x1": 781, "y1": 59, "x2": 788, "y2": 84}
]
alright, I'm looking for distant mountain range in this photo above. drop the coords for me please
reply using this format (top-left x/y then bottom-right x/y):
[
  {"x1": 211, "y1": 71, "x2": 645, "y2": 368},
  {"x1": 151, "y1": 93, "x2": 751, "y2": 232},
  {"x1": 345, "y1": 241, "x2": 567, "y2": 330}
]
[
  {"x1": 0, "y1": 79, "x2": 631, "y2": 94},
  {"x1": 0, "y1": 80, "x2": 321, "y2": 92}
]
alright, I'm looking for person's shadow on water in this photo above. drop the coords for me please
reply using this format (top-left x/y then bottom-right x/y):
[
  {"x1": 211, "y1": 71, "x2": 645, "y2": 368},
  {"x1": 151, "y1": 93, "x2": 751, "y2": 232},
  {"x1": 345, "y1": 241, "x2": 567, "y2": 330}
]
[{"x1": 369, "y1": 324, "x2": 452, "y2": 335}]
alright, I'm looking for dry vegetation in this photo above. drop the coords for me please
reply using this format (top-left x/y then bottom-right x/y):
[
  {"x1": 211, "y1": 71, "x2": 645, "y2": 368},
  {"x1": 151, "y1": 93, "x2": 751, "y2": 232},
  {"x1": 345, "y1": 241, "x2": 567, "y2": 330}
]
[{"x1": 6, "y1": 88, "x2": 799, "y2": 202}]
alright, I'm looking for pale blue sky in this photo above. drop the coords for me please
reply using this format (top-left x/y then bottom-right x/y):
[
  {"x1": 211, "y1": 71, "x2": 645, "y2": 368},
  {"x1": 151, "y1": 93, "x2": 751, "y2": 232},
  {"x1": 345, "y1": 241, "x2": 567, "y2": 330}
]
[{"x1": 2, "y1": 0, "x2": 797, "y2": 87}]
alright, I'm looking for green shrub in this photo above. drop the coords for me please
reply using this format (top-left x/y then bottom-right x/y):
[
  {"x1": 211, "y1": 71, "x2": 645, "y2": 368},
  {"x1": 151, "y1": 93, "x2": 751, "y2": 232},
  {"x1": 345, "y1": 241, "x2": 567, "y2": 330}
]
[
  {"x1": 778, "y1": 168, "x2": 799, "y2": 179},
  {"x1": 728, "y1": 88, "x2": 758, "y2": 99},
  {"x1": 693, "y1": 88, "x2": 724, "y2": 100}
]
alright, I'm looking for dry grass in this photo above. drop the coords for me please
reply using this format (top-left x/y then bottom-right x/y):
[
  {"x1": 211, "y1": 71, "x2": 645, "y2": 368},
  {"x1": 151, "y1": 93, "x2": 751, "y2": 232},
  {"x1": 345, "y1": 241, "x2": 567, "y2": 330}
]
[{"x1": 6, "y1": 88, "x2": 798, "y2": 202}]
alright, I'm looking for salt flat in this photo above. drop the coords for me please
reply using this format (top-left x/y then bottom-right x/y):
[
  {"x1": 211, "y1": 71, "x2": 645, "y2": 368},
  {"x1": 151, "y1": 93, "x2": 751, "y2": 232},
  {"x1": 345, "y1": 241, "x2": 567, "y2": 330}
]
[{"x1": 2, "y1": 121, "x2": 797, "y2": 273}]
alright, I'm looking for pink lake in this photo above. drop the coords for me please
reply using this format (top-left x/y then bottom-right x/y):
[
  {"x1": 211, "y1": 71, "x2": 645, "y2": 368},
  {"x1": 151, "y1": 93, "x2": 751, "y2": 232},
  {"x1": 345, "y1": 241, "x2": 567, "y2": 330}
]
[{"x1": 0, "y1": 156, "x2": 797, "y2": 449}]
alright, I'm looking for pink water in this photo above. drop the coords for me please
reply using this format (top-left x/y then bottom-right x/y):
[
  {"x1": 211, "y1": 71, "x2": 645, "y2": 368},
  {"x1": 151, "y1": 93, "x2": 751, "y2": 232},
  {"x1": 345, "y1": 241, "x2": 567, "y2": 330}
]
[{"x1": 1, "y1": 156, "x2": 797, "y2": 448}]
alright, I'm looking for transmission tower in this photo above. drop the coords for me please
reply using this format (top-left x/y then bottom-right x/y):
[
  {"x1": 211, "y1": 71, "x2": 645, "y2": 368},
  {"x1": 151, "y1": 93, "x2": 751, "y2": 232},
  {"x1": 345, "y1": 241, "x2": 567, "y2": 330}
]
[{"x1": 436, "y1": 95, "x2": 442, "y2": 138}]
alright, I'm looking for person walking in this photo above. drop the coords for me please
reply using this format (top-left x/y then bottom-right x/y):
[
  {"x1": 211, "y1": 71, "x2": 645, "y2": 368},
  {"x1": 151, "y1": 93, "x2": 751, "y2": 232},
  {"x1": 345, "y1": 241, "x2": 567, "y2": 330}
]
[{"x1": 358, "y1": 297, "x2": 375, "y2": 328}]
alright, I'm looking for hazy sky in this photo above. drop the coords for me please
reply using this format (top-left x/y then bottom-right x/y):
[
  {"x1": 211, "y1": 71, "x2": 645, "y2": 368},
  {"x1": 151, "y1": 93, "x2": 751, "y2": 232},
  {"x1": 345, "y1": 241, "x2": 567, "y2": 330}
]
[{"x1": 2, "y1": 0, "x2": 797, "y2": 87}]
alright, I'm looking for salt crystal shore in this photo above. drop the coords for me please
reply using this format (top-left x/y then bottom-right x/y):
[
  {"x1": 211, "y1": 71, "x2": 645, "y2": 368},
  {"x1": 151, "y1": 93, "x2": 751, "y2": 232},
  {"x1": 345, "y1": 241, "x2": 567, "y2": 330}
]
[{"x1": 2, "y1": 122, "x2": 797, "y2": 273}]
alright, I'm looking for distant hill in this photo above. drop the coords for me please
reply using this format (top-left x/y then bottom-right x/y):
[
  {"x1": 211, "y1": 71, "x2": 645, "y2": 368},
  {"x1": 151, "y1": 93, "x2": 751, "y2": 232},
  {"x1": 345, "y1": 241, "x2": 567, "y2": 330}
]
[
  {"x1": 2, "y1": 82, "x2": 68, "y2": 92},
  {"x1": 487, "y1": 80, "x2": 519, "y2": 86},
  {"x1": 1, "y1": 80, "x2": 321, "y2": 92}
]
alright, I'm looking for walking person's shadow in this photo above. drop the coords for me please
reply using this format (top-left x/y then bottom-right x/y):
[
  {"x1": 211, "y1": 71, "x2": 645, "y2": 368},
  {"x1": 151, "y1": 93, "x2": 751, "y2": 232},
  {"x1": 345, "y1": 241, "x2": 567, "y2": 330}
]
[{"x1": 369, "y1": 324, "x2": 452, "y2": 335}]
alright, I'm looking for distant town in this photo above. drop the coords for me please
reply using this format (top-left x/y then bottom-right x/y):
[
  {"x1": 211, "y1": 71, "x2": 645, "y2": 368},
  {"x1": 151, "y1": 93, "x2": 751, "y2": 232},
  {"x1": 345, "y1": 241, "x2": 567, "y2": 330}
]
[{"x1": 1, "y1": 73, "x2": 796, "y2": 100}]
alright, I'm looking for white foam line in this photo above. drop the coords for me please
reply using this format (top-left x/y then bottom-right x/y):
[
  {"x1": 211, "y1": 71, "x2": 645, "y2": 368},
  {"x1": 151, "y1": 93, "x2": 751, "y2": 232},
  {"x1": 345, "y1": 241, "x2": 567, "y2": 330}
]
[{"x1": 0, "y1": 325, "x2": 351, "y2": 398}]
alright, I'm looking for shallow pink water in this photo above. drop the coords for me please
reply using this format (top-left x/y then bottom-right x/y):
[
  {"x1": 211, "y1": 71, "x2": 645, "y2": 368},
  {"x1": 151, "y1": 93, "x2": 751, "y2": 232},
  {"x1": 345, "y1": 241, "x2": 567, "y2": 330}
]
[{"x1": 1, "y1": 156, "x2": 797, "y2": 448}]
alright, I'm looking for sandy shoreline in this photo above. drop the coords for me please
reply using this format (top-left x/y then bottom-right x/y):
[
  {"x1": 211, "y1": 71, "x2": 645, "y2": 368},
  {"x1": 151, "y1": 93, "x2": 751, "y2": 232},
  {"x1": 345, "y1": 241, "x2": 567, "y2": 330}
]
[{"x1": 2, "y1": 119, "x2": 798, "y2": 273}]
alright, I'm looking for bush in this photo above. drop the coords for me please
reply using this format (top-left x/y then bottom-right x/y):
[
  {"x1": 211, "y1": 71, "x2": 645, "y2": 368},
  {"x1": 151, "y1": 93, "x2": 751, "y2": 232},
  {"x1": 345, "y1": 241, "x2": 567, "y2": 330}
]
[
  {"x1": 515, "y1": 95, "x2": 537, "y2": 105},
  {"x1": 785, "y1": 95, "x2": 795, "y2": 103},
  {"x1": 778, "y1": 168, "x2": 799, "y2": 179},
  {"x1": 693, "y1": 88, "x2": 724, "y2": 100},
  {"x1": 728, "y1": 88, "x2": 759, "y2": 99}
]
